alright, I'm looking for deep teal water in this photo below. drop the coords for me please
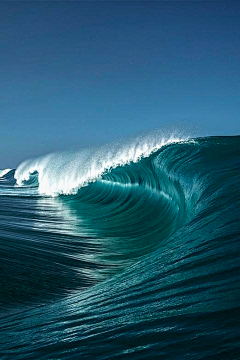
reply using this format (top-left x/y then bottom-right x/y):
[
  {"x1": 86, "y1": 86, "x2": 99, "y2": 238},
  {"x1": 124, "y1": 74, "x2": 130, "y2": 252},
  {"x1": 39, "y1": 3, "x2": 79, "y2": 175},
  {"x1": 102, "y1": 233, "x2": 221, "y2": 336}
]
[{"x1": 0, "y1": 136, "x2": 239, "y2": 359}]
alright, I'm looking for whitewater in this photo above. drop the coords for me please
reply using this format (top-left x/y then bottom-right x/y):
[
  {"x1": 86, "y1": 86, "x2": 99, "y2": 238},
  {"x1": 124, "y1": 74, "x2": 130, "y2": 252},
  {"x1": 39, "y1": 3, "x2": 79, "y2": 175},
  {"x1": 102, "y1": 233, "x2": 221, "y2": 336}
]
[{"x1": 0, "y1": 133, "x2": 239, "y2": 359}]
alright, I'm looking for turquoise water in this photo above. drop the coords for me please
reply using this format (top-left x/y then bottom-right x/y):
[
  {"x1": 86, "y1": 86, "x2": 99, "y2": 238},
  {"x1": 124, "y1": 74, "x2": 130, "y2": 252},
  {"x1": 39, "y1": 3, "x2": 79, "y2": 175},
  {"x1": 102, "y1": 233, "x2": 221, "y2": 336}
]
[{"x1": 0, "y1": 135, "x2": 239, "y2": 359}]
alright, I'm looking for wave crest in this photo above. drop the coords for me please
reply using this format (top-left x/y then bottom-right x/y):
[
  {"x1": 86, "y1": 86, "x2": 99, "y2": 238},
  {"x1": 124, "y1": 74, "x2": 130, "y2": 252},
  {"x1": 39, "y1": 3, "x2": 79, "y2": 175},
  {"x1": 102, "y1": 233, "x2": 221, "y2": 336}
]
[
  {"x1": 0, "y1": 168, "x2": 12, "y2": 178},
  {"x1": 15, "y1": 133, "x2": 187, "y2": 196}
]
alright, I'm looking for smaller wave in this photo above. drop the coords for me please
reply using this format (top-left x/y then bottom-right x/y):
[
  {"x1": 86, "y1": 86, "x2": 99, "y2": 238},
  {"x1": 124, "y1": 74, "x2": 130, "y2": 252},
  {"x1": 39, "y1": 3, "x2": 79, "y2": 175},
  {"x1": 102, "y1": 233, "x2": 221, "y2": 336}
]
[
  {"x1": 0, "y1": 168, "x2": 12, "y2": 178},
  {"x1": 15, "y1": 132, "x2": 188, "y2": 196}
]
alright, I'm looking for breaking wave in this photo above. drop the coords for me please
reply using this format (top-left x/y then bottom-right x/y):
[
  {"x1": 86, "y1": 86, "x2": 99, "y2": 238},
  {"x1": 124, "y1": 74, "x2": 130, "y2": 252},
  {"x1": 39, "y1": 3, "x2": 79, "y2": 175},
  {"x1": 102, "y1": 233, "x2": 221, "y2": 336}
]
[{"x1": 0, "y1": 133, "x2": 239, "y2": 359}]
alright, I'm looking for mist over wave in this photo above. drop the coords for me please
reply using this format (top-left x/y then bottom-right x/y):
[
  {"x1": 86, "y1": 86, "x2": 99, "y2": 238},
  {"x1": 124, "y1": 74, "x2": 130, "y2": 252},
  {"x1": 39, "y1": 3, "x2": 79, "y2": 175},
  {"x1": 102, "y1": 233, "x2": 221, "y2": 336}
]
[{"x1": 0, "y1": 133, "x2": 239, "y2": 359}]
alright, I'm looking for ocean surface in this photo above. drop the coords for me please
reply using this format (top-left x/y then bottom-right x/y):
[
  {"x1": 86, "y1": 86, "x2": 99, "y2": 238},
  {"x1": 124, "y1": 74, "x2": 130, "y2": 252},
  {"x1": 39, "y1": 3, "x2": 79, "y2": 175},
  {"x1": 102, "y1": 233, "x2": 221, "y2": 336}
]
[{"x1": 0, "y1": 134, "x2": 239, "y2": 359}]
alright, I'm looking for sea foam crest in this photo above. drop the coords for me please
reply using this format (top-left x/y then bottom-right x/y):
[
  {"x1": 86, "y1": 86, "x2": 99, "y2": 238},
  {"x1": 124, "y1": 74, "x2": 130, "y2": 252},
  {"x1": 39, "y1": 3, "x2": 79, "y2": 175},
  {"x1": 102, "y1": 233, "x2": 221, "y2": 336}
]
[
  {"x1": 15, "y1": 133, "x2": 186, "y2": 196},
  {"x1": 0, "y1": 169, "x2": 12, "y2": 178}
]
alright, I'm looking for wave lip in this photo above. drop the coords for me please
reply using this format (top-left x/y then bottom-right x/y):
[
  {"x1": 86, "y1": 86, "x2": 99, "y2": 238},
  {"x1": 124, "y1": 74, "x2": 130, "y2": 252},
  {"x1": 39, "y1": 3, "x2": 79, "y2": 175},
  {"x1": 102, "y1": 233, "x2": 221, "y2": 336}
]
[{"x1": 14, "y1": 133, "x2": 187, "y2": 196}]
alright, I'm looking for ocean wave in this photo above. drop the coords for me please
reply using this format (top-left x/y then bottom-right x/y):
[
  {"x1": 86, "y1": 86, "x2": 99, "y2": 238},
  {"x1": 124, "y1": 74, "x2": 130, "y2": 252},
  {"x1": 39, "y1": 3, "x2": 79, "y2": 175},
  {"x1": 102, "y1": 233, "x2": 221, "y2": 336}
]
[
  {"x1": 0, "y1": 168, "x2": 12, "y2": 178},
  {"x1": 0, "y1": 135, "x2": 240, "y2": 359}
]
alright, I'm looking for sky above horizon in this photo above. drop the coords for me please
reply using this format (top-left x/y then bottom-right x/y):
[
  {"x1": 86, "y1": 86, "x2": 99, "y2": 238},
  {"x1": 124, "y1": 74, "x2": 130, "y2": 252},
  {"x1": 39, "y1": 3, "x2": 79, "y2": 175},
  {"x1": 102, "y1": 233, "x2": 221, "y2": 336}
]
[{"x1": 0, "y1": 1, "x2": 240, "y2": 168}]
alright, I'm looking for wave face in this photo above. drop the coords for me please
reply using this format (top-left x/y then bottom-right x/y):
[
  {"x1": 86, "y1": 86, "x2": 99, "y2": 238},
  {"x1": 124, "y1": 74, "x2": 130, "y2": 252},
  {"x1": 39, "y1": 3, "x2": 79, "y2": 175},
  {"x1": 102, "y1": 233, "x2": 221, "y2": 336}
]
[{"x1": 0, "y1": 135, "x2": 240, "y2": 359}]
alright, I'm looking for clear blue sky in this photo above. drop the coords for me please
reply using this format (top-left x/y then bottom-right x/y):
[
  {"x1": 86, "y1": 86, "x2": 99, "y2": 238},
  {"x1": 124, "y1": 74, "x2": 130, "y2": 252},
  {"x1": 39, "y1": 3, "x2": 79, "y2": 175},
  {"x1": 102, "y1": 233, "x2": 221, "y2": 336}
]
[{"x1": 0, "y1": 1, "x2": 239, "y2": 167}]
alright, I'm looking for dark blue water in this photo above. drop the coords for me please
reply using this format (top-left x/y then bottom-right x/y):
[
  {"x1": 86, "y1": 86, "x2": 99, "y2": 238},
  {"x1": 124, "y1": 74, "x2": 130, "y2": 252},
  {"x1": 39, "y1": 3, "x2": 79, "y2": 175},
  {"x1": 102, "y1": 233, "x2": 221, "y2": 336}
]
[{"x1": 0, "y1": 136, "x2": 239, "y2": 359}]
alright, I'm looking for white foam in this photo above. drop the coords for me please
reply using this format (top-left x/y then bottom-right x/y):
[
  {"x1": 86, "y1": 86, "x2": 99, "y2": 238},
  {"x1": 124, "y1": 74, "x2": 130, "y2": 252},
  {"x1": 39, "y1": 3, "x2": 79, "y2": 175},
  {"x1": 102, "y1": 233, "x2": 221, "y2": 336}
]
[
  {"x1": 0, "y1": 168, "x2": 12, "y2": 178},
  {"x1": 15, "y1": 132, "x2": 188, "y2": 196}
]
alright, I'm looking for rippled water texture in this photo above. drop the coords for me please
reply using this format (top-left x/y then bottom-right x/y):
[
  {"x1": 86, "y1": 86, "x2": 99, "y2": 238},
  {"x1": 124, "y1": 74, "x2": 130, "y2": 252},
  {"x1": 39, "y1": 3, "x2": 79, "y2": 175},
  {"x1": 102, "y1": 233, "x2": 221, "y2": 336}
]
[{"x1": 0, "y1": 135, "x2": 239, "y2": 359}]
